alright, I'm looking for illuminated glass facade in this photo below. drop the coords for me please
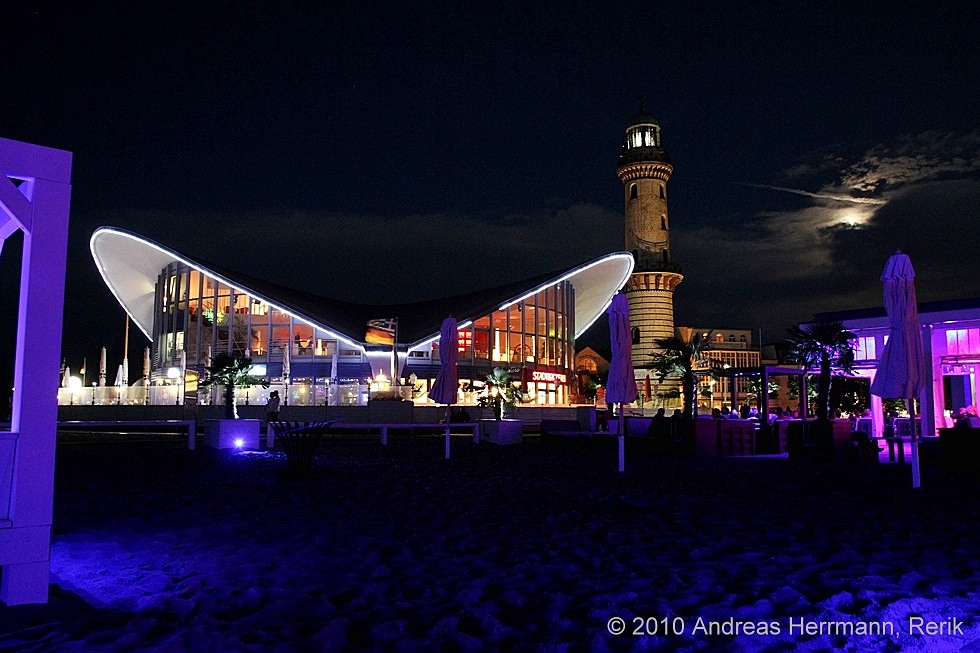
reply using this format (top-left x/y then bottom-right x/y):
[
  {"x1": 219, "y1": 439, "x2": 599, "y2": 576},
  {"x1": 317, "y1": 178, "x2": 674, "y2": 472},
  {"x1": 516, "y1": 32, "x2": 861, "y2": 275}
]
[
  {"x1": 87, "y1": 227, "x2": 633, "y2": 408},
  {"x1": 414, "y1": 281, "x2": 575, "y2": 406},
  {"x1": 152, "y1": 266, "x2": 577, "y2": 406},
  {"x1": 155, "y1": 262, "x2": 338, "y2": 377}
]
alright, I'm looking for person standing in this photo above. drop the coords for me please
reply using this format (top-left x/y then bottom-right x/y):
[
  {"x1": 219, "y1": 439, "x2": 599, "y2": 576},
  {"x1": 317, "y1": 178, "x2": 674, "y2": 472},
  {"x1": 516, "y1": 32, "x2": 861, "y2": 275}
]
[{"x1": 266, "y1": 390, "x2": 281, "y2": 424}]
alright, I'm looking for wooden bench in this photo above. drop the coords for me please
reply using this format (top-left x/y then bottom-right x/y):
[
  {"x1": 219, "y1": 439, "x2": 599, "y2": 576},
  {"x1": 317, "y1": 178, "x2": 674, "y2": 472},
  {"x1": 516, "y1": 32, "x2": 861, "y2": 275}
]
[{"x1": 58, "y1": 420, "x2": 198, "y2": 449}]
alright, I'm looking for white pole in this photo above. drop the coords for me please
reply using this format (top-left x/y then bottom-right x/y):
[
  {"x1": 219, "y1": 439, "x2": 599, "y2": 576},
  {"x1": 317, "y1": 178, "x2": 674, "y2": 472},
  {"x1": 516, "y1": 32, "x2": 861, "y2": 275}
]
[
  {"x1": 445, "y1": 405, "x2": 451, "y2": 459},
  {"x1": 910, "y1": 396, "x2": 921, "y2": 488},
  {"x1": 618, "y1": 402, "x2": 625, "y2": 472}
]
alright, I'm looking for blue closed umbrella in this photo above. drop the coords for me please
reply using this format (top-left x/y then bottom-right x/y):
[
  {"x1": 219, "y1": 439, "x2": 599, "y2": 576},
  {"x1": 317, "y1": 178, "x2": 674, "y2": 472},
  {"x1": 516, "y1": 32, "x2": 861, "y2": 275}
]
[{"x1": 429, "y1": 317, "x2": 459, "y2": 459}]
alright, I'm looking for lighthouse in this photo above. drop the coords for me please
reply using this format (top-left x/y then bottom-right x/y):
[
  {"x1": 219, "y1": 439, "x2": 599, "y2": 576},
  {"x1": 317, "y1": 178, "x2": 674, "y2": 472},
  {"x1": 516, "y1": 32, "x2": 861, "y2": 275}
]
[{"x1": 616, "y1": 106, "x2": 683, "y2": 373}]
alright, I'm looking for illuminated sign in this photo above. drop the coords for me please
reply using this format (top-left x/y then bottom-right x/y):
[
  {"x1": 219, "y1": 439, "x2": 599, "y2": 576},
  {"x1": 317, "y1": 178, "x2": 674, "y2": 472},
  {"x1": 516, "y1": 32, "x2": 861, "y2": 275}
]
[
  {"x1": 531, "y1": 370, "x2": 567, "y2": 384},
  {"x1": 366, "y1": 318, "x2": 397, "y2": 344}
]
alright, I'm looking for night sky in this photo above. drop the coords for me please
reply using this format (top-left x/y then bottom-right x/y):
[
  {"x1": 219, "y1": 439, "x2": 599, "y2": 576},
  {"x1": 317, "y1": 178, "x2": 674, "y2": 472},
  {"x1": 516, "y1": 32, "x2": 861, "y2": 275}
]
[{"x1": 2, "y1": 2, "x2": 979, "y2": 393}]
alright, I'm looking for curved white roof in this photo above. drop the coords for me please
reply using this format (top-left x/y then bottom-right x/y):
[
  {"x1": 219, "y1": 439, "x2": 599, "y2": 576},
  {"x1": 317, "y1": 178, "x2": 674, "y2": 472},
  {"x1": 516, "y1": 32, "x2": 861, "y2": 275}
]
[{"x1": 91, "y1": 227, "x2": 634, "y2": 346}]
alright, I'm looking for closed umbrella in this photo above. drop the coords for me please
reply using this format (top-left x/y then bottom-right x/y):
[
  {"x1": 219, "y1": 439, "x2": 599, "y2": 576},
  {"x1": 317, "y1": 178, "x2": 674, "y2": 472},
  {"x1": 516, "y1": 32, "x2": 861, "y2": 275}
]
[
  {"x1": 282, "y1": 343, "x2": 290, "y2": 385},
  {"x1": 98, "y1": 347, "x2": 107, "y2": 387},
  {"x1": 178, "y1": 349, "x2": 187, "y2": 405},
  {"x1": 327, "y1": 350, "x2": 339, "y2": 406},
  {"x1": 429, "y1": 316, "x2": 459, "y2": 459},
  {"x1": 870, "y1": 250, "x2": 925, "y2": 488},
  {"x1": 204, "y1": 344, "x2": 213, "y2": 405},
  {"x1": 607, "y1": 293, "x2": 637, "y2": 472},
  {"x1": 142, "y1": 347, "x2": 151, "y2": 385},
  {"x1": 121, "y1": 357, "x2": 129, "y2": 387},
  {"x1": 114, "y1": 364, "x2": 124, "y2": 387},
  {"x1": 62, "y1": 365, "x2": 71, "y2": 388}
]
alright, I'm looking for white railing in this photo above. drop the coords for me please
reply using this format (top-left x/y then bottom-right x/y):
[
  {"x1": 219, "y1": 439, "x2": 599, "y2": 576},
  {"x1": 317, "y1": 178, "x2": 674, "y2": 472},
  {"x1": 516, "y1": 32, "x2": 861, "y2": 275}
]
[
  {"x1": 57, "y1": 386, "x2": 183, "y2": 406},
  {"x1": 198, "y1": 383, "x2": 371, "y2": 407}
]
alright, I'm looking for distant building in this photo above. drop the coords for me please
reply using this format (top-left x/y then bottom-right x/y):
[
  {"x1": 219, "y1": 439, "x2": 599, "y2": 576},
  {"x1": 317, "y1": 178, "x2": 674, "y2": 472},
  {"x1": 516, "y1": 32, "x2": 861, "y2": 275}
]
[
  {"x1": 678, "y1": 326, "x2": 763, "y2": 412},
  {"x1": 573, "y1": 346, "x2": 610, "y2": 402},
  {"x1": 812, "y1": 297, "x2": 980, "y2": 437}
]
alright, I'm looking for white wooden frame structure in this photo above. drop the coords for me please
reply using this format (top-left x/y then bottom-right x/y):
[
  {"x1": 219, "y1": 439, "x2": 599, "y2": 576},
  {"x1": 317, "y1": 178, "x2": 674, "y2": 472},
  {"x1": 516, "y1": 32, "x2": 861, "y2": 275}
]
[{"x1": 0, "y1": 137, "x2": 72, "y2": 604}]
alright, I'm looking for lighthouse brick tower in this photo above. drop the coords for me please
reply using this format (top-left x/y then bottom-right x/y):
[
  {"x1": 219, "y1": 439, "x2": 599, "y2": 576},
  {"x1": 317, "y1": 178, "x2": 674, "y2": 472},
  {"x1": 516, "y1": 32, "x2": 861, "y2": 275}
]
[{"x1": 616, "y1": 106, "x2": 683, "y2": 374}]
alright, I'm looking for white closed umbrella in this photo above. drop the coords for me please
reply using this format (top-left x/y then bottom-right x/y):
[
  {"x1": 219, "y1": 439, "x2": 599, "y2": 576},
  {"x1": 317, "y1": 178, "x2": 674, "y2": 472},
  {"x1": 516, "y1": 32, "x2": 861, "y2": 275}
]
[
  {"x1": 62, "y1": 365, "x2": 71, "y2": 388},
  {"x1": 204, "y1": 344, "x2": 213, "y2": 404},
  {"x1": 98, "y1": 347, "x2": 107, "y2": 387},
  {"x1": 870, "y1": 250, "x2": 925, "y2": 488},
  {"x1": 607, "y1": 293, "x2": 638, "y2": 472},
  {"x1": 114, "y1": 364, "x2": 124, "y2": 387},
  {"x1": 282, "y1": 343, "x2": 291, "y2": 385},
  {"x1": 142, "y1": 347, "x2": 151, "y2": 385}
]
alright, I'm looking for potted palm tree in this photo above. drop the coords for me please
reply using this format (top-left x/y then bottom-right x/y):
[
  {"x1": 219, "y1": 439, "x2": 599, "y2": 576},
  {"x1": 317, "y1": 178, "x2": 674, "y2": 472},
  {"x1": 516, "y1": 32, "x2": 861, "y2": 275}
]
[
  {"x1": 476, "y1": 367, "x2": 528, "y2": 444},
  {"x1": 785, "y1": 320, "x2": 857, "y2": 459},
  {"x1": 199, "y1": 353, "x2": 269, "y2": 449}
]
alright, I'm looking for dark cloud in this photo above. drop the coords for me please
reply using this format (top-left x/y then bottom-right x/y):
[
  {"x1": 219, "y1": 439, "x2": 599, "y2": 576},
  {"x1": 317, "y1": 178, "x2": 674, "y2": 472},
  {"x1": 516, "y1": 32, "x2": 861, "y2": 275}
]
[{"x1": 662, "y1": 132, "x2": 980, "y2": 342}]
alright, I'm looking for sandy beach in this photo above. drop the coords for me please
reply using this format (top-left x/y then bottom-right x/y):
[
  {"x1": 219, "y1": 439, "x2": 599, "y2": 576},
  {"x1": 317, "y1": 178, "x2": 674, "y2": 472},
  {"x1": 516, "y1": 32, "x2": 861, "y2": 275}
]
[{"x1": 1, "y1": 433, "x2": 978, "y2": 652}]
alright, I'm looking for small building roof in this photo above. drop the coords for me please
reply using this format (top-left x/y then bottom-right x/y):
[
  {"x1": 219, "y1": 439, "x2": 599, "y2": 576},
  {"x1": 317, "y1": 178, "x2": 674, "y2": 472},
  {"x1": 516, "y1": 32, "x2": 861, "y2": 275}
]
[{"x1": 811, "y1": 297, "x2": 980, "y2": 329}]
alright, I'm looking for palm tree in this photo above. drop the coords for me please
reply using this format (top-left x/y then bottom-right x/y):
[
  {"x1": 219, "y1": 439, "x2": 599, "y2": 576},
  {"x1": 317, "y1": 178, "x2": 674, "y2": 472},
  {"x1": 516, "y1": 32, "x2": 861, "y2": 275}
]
[
  {"x1": 745, "y1": 376, "x2": 780, "y2": 405},
  {"x1": 649, "y1": 330, "x2": 711, "y2": 420},
  {"x1": 199, "y1": 353, "x2": 269, "y2": 419},
  {"x1": 476, "y1": 367, "x2": 528, "y2": 420},
  {"x1": 786, "y1": 320, "x2": 856, "y2": 421}
]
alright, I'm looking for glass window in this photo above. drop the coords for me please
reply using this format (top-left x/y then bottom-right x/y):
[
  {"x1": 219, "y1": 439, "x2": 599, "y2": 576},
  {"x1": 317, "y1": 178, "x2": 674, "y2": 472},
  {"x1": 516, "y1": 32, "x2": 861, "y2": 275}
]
[
  {"x1": 854, "y1": 336, "x2": 877, "y2": 361},
  {"x1": 251, "y1": 326, "x2": 268, "y2": 356},
  {"x1": 271, "y1": 307, "x2": 290, "y2": 324},
  {"x1": 468, "y1": 329, "x2": 486, "y2": 359},
  {"x1": 946, "y1": 328, "x2": 980, "y2": 356},
  {"x1": 271, "y1": 326, "x2": 290, "y2": 354},
  {"x1": 293, "y1": 324, "x2": 314, "y2": 355},
  {"x1": 453, "y1": 328, "x2": 469, "y2": 359}
]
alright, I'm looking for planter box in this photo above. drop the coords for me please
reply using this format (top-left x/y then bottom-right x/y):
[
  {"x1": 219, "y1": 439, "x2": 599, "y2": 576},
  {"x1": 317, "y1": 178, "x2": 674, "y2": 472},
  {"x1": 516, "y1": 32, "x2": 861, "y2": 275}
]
[
  {"x1": 205, "y1": 419, "x2": 261, "y2": 450},
  {"x1": 785, "y1": 419, "x2": 853, "y2": 461},
  {"x1": 694, "y1": 418, "x2": 721, "y2": 457},
  {"x1": 478, "y1": 419, "x2": 523, "y2": 445}
]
